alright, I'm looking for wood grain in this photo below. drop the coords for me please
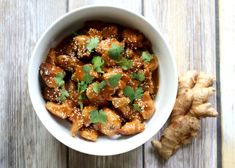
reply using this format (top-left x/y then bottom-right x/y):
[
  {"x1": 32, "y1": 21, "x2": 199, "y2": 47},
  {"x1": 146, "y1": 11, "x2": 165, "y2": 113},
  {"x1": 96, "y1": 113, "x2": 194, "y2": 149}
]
[
  {"x1": 143, "y1": 0, "x2": 218, "y2": 167},
  {"x1": 219, "y1": 0, "x2": 235, "y2": 167},
  {"x1": 0, "y1": 0, "x2": 68, "y2": 167},
  {"x1": 67, "y1": 1, "x2": 143, "y2": 168}
]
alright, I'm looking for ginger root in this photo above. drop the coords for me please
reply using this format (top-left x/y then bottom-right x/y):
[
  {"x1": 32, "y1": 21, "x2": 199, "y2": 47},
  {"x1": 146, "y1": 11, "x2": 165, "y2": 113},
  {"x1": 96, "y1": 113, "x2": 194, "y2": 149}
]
[{"x1": 152, "y1": 71, "x2": 218, "y2": 160}]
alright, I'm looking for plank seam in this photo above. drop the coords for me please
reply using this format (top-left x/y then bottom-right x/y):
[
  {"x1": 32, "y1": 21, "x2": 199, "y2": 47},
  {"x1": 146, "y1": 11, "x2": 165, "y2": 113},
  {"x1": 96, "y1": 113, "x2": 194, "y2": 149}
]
[{"x1": 215, "y1": 0, "x2": 222, "y2": 168}]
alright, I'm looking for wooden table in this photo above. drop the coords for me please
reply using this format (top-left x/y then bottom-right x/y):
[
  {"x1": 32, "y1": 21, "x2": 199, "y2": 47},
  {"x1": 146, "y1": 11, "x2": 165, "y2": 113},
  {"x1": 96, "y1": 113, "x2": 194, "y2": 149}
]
[{"x1": 0, "y1": 0, "x2": 234, "y2": 167}]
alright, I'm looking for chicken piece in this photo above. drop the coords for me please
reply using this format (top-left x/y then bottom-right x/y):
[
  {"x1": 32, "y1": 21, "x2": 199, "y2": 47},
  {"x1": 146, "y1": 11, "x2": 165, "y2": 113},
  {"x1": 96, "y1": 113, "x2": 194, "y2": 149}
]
[
  {"x1": 102, "y1": 25, "x2": 119, "y2": 39},
  {"x1": 125, "y1": 48, "x2": 141, "y2": 59},
  {"x1": 122, "y1": 28, "x2": 144, "y2": 49},
  {"x1": 96, "y1": 38, "x2": 124, "y2": 66},
  {"x1": 103, "y1": 68, "x2": 123, "y2": 80},
  {"x1": 82, "y1": 106, "x2": 97, "y2": 126},
  {"x1": 86, "y1": 83, "x2": 109, "y2": 106},
  {"x1": 87, "y1": 28, "x2": 102, "y2": 40},
  {"x1": 139, "y1": 91, "x2": 155, "y2": 120},
  {"x1": 42, "y1": 87, "x2": 60, "y2": 102},
  {"x1": 69, "y1": 110, "x2": 83, "y2": 137},
  {"x1": 65, "y1": 80, "x2": 79, "y2": 105},
  {"x1": 122, "y1": 73, "x2": 139, "y2": 89},
  {"x1": 95, "y1": 108, "x2": 121, "y2": 137},
  {"x1": 56, "y1": 55, "x2": 82, "y2": 72},
  {"x1": 39, "y1": 62, "x2": 65, "y2": 88},
  {"x1": 73, "y1": 35, "x2": 90, "y2": 58},
  {"x1": 129, "y1": 112, "x2": 144, "y2": 122},
  {"x1": 45, "y1": 100, "x2": 74, "y2": 119},
  {"x1": 118, "y1": 119, "x2": 145, "y2": 135},
  {"x1": 112, "y1": 97, "x2": 130, "y2": 108},
  {"x1": 46, "y1": 48, "x2": 56, "y2": 65},
  {"x1": 118, "y1": 105, "x2": 134, "y2": 119},
  {"x1": 142, "y1": 68, "x2": 154, "y2": 94},
  {"x1": 79, "y1": 126, "x2": 99, "y2": 141}
]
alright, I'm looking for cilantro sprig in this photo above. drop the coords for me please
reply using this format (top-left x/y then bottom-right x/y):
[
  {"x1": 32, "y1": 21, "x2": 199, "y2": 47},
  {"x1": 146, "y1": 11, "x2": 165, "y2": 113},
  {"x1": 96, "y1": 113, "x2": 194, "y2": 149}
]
[
  {"x1": 142, "y1": 51, "x2": 153, "y2": 63},
  {"x1": 93, "y1": 81, "x2": 106, "y2": 94},
  {"x1": 116, "y1": 58, "x2": 133, "y2": 70},
  {"x1": 108, "y1": 44, "x2": 124, "y2": 60},
  {"x1": 130, "y1": 72, "x2": 145, "y2": 82},
  {"x1": 108, "y1": 74, "x2": 122, "y2": 87},
  {"x1": 86, "y1": 37, "x2": 99, "y2": 52},
  {"x1": 82, "y1": 65, "x2": 94, "y2": 84},
  {"x1": 123, "y1": 86, "x2": 144, "y2": 102},
  {"x1": 92, "y1": 56, "x2": 104, "y2": 73},
  {"x1": 90, "y1": 109, "x2": 107, "y2": 124},
  {"x1": 54, "y1": 72, "x2": 65, "y2": 88},
  {"x1": 57, "y1": 89, "x2": 69, "y2": 102},
  {"x1": 108, "y1": 43, "x2": 133, "y2": 70}
]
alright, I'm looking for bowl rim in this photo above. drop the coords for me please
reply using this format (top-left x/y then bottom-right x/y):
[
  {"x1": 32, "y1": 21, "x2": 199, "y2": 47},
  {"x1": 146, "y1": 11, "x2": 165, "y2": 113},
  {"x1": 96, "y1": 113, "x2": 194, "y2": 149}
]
[{"x1": 28, "y1": 5, "x2": 178, "y2": 156}]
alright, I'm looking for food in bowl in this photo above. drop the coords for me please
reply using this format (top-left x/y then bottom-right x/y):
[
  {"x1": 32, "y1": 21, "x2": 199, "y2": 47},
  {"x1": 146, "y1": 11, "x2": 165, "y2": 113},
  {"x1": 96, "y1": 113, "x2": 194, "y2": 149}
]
[{"x1": 39, "y1": 20, "x2": 159, "y2": 141}]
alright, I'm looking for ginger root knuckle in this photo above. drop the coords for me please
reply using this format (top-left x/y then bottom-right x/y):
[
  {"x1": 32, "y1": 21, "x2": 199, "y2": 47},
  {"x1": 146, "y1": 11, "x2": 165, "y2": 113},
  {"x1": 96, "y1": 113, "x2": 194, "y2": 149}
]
[{"x1": 152, "y1": 71, "x2": 218, "y2": 160}]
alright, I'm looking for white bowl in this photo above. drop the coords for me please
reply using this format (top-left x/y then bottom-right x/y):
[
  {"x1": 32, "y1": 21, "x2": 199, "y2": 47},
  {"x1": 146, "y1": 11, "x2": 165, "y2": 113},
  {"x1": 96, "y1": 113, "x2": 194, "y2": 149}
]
[{"x1": 28, "y1": 5, "x2": 178, "y2": 156}]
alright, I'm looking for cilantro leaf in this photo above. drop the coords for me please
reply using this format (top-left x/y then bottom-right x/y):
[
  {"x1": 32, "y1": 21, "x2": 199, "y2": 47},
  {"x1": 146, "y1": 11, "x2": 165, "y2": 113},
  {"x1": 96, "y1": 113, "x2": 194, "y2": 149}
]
[
  {"x1": 57, "y1": 89, "x2": 69, "y2": 102},
  {"x1": 123, "y1": 86, "x2": 144, "y2": 102},
  {"x1": 86, "y1": 37, "x2": 99, "y2": 52},
  {"x1": 83, "y1": 73, "x2": 93, "y2": 84},
  {"x1": 90, "y1": 109, "x2": 107, "y2": 124},
  {"x1": 133, "y1": 103, "x2": 142, "y2": 112},
  {"x1": 77, "y1": 81, "x2": 87, "y2": 93},
  {"x1": 117, "y1": 58, "x2": 133, "y2": 70},
  {"x1": 108, "y1": 44, "x2": 124, "y2": 60},
  {"x1": 123, "y1": 86, "x2": 135, "y2": 102},
  {"x1": 142, "y1": 51, "x2": 153, "y2": 63},
  {"x1": 82, "y1": 64, "x2": 93, "y2": 73},
  {"x1": 92, "y1": 56, "x2": 104, "y2": 73},
  {"x1": 108, "y1": 74, "x2": 122, "y2": 87},
  {"x1": 130, "y1": 72, "x2": 145, "y2": 82},
  {"x1": 82, "y1": 65, "x2": 94, "y2": 84},
  {"x1": 54, "y1": 72, "x2": 65, "y2": 88},
  {"x1": 93, "y1": 81, "x2": 106, "y2": 94},
  {"x1": 135, "y1": 87, "x2": 144, "y2": 99}
]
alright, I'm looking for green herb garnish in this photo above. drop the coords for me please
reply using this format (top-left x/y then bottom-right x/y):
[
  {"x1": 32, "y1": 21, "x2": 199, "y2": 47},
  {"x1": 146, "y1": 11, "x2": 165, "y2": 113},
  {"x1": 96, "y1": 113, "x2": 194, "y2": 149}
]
[
  {"x1": 54, "y1": 72, "x2": 65, "y2": 87},
  {"x1": 77, "y1": 81, "x2": 87, "y2": 94},
  {"x1": 90, "y1": 109, "x2": 107, "y2": 124},
  {"x1": 108, "y1": 44, "x2": 124, "y2": 60},
  {"x1": 142, "y1": 51, "x2": 153, "y2": 63},
  {"x1": 92, "y1": 56, "x2": 104, "y2": 73},
  {"x1": 82, "y1": 64, "x2": 93, "y2": 73},
  {"x1": 123, "y1": 86, "x2": 144, "y2": 102},
  {"x1": 93, "y1": 81, "x2": 106, "y2": 94},
  {"x1": 133, "y1": 103, "x2": 142, "y2": 112},
  {"x1": 86, "y1": 37, "x2": 99, "y2": 52},
  {"x1": 108, "y1": 74, "x2": 122, "y2": 87},
  {"x1": 130, "y1": 72, "x2": 145, "y2": 82},
  {"x1": 57, "y1": 89, "x2": 69, "y2": 102},
  {"x1": 82, "y1": 65, "x2": 94, "y2": 84},
  {"x1": 116, "y1": 58, "x2": 133, "y2": 70},
  {"x1": 83, "y1": 73, "x2": 93, "y2": 84}
]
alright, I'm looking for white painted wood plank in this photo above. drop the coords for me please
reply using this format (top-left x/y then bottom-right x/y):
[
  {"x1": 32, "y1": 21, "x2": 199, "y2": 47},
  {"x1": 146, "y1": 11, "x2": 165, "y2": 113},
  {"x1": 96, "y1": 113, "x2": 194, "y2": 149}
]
[
  {"x1": 68, "y1": 0, "x2": 143, "y2": 168},
  {"x1": 144, "y1": 0, "x2": 218, "y2": 167},
  {"x1": 0, "y1": 0, "x2": 68, "y2": 167},
  {"x1": 219, "y1": 0, "x2": 235, "y2": 167}
]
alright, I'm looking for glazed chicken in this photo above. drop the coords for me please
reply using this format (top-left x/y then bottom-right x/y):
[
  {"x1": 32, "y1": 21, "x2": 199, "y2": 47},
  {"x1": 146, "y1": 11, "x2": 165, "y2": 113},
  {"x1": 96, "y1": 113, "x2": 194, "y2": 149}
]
[{"x1": 39, "y1": 20, "x2": 159, "y2": 141}]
